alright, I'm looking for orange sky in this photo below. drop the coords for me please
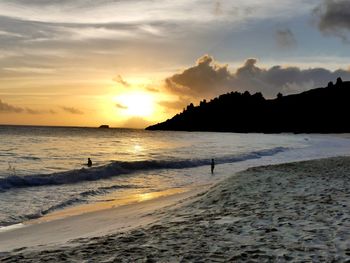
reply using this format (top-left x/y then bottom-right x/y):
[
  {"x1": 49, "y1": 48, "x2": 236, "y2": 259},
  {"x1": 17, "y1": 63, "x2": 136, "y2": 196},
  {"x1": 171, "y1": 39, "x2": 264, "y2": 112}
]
[{"x1": 1, "y1": 0, "x2": 350, "y2": 128}]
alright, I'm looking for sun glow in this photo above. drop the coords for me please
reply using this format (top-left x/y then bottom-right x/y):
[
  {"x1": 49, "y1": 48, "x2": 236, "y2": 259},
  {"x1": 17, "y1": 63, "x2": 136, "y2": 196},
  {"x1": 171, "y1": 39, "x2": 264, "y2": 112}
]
[{"x1": 115, "y1": 92, "x2": 154, "y2": 117}]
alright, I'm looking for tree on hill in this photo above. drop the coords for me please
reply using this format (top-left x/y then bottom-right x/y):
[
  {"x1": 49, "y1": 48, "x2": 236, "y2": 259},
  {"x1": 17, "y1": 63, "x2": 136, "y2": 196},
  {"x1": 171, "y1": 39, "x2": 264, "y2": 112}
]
[
  {"x1": 336, "y1": 77, "x2": 343, "y2": 86},
  {"x1": 146, "y1": 78, "x2": 350, "y2": 133}
]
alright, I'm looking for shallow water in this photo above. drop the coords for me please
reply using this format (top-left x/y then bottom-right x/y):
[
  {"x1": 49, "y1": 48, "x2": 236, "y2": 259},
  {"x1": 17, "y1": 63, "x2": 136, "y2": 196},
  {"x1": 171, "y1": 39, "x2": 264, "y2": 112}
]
[{"x1": 0, "y1": 125, "x2": 350, "y2": 227}]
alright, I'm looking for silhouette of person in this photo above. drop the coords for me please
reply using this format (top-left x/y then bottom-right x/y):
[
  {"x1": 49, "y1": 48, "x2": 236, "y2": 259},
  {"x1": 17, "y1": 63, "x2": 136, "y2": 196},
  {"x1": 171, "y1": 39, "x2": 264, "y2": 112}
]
[
  {"x1": 87, "y1": 158, "x2": 92, "y2": 167},
  {"x1": 211, "y1": 159, "x2": 215, "y2": 174}
]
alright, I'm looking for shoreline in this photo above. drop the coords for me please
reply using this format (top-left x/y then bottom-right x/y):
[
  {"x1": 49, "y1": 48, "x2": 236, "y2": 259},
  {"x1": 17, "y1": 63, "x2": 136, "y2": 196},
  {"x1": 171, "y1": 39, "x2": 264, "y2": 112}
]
[
  {"x1": 0, "y1": 185, "x2": 209, "y2": 252},
  {"x1": 28, "y1": 187, "x2": 192, "y2": 224},
  {"x1": 0, "y1": 187, "x2": 194, "y2": 235},
  {"x1": 2, "y1": 156, "x2": 350, "y2": 261}
]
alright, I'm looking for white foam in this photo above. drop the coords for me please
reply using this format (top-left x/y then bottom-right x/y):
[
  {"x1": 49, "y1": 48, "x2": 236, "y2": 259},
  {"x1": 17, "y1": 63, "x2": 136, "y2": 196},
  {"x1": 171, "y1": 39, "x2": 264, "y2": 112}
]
[{"x1": 0, "y1": 223, "x2": 25, "y2": 233}]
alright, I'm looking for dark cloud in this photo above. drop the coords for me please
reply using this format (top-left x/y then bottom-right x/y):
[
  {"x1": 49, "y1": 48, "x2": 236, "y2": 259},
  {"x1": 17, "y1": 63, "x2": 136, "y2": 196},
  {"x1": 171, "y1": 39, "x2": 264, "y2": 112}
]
[
  {"x1": 115, "y1": 103, "x2": 128, "y2": 109},
  {"x1": 26, "y1": 108, "x2": 56, "y2": 114},
  {"x1": 0, "y1": 99, "x2": 23, "y2": 113},
  {"x1": 165, "y1": 55, "x2": 350, "y2": 99},
  {"x1": 159, "y1": 97, "x2": 191, "y2": 111},
  {"x1": 113, "y1": 75, "x2": 130, "y2": 87},
  {"x1": 275, "y1": 29, "x2": 297, "y2": 49},
  {"x1": 166, "y1": 55, "x2": 233, "y2": 97},
  {"x1": 25, "y1": 108, "x2": 43, "y2": 114},
  {"x1": 61, "y1": 106, "x2": 84, "y2": 115},
  {"x1": 314, "y1": 0, "x2": 350, "y2": 41},
  {"x1": 0, "y1": 99, "x2": 56, "y2": 114}
]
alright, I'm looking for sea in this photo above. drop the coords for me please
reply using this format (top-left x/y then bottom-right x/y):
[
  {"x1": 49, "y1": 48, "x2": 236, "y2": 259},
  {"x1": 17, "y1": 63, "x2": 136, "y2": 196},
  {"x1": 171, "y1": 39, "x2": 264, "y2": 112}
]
[{"x1": 1, "y1": 125, "x2": 350, "y2": 228}]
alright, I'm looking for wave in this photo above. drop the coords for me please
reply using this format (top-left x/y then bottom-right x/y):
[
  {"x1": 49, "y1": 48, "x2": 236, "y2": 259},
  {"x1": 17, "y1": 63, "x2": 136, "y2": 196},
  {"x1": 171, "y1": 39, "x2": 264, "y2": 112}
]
[
  {"x1": 0, "y1": 147, "x2": 288, "y2": 191},
  {"x1": 0, "y1": 184, "x2": 137, "y2": 227}
]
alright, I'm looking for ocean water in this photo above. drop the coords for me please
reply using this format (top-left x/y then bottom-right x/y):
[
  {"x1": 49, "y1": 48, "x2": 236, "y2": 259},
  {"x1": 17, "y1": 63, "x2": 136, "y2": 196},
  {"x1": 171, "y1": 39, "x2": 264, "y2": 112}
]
[{"x1": 1, "y1": 125, "x2": 350, "y2": 227}]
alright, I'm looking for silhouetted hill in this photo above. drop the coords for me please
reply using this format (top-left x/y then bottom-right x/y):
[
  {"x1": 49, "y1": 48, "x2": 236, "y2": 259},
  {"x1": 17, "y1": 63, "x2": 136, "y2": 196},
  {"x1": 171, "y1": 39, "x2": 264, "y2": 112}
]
[{"x1": 146, "y1": 78, "x2": 350, "y2": 133}]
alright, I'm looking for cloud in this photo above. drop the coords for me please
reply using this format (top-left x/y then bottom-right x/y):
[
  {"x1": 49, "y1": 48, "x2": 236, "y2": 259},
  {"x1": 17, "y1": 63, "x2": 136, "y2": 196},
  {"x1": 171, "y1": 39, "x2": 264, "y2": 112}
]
[
  {"x1": 166, "y1": 55, "x2": 233, "y2": 97},
  {"x1": 314, "y1": 0, "x2": 350, "y2": 41},
  {"x1": 116, "y1": 103, "x2": 128, "y2": 109},
  {"x1": 0, "y1": 0, "x2": 315, "y2": 54},
  {"x1": 165, "y1": 54, "x2": 350, "y2": 98},
  {"x1": 113, "y1": 75, "x2": 130, "y2": 87},
  {"x1": 121, "y1": 116, "x2": 152, "y2": 129},
  {"x1": 275, "y1": 28, "x2": 297, "y2": 49},
  {"x1": 145, "y1": 87, "x2": 159, "y2": 93},
  {"x1": 0, "y1": 0, "x2": 320, "y2": 83},
  {"x1": 3, "y1": 67, "x2": 56, "y2": 74},
  {"x1": 0, "y1": 99, "x2": 23, "y2": 113},
  {"x1": 25, "y1": 108, "x2": 43, "y2": 114},
  {"x1": 213, "y1": 1, "x2": 223, "y2": 16},
  {"x1": 26, "y1": 108, "x2": 56, "y2": 114},
  {"x1": 0, "y1": 0, "x2": 306, "y2": 24},
  {"x1": 0, "y1": 99, "x2": 56, "y2": 114},
  {"x1": 61, "y1": 26, "x2": 136, "y2": 41},
  {"x1": 159, "y1": 97, "x2": 191, "y2": 111},
  {"x1": 0, "y1": 30, "x2": 23, "y2": 38},
  {"x1": 61, "y1": 106, "x2": 84, "y2": 115}
]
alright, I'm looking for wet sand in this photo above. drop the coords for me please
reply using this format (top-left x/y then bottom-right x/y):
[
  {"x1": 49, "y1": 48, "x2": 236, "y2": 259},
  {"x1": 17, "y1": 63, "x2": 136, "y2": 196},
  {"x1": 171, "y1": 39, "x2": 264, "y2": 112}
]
[
  {"x1": 1, "y1": 157, "x2": 350, "y2": 262},
  {"x1": 0, "y1": 186, "x2": 206, "y2": 252}
]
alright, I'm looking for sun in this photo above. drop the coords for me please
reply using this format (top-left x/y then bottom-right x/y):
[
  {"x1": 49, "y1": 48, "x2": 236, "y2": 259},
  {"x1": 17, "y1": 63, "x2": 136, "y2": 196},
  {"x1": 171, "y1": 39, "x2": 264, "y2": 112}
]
[{"x1": 115, "y1": 92, "x2": 154, "y2": 117}]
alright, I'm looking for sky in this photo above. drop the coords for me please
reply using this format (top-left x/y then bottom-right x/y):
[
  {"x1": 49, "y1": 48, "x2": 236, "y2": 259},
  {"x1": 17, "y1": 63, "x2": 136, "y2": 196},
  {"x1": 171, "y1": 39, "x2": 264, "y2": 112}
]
[{"x1": 0, "y1": 0, "x2": 350, "y2": 128}]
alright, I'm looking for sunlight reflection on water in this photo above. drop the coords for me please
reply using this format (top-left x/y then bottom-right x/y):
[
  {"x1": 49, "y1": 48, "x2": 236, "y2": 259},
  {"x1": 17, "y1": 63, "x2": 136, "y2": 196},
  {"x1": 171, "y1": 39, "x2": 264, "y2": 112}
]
[{"x1": 2, "y1": 125, "x2": 349, "y2": 228}]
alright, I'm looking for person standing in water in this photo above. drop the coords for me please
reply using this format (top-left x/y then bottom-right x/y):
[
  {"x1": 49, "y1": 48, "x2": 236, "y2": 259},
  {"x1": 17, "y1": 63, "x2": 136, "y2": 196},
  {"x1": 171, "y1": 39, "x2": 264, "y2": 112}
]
[
  {"x1": 211, "y1": 158, "x2": 215, "y2": 174},
  {"x1": 87, "y1": 158, "x2": 92, "y2": 167}
]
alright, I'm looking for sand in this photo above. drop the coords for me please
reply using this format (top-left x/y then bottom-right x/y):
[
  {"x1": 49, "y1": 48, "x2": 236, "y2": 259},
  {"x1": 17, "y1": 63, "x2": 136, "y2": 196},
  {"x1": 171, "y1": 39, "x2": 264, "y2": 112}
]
[
  {"x1": 1, "y1": 157, "x2": 350, "y2": 262},
  {"x1": 0, "y1": 187, "x2": 205, "y2": 252}
]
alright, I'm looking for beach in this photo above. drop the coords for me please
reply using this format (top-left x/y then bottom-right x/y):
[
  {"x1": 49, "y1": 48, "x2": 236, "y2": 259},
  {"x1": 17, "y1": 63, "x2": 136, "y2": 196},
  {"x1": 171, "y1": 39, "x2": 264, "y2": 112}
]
[
  {"x1": 2, "y1": 0, "x2": 350, "y2": 261},
  {"x1": 1, "y1": 156, "x2": 350, "y2": 262}
]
